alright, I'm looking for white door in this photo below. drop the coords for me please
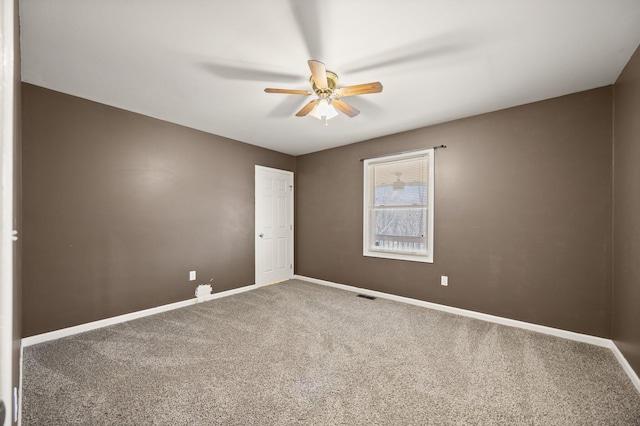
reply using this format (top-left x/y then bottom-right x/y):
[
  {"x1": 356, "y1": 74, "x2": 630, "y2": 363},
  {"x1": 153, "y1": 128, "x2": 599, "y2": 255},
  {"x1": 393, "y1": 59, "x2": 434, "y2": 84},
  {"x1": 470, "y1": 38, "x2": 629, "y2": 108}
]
[{"x1": 255, "y1": 166, "x2": 293, "y2": 286}]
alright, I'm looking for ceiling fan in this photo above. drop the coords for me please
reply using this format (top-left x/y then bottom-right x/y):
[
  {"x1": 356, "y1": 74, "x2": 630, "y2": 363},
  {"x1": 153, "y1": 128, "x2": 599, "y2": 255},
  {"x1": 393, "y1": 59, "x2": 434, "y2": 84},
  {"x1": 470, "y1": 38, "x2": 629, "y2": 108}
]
[{"x1": 264, "y1": 60, "x2": 383, "y2": 122}]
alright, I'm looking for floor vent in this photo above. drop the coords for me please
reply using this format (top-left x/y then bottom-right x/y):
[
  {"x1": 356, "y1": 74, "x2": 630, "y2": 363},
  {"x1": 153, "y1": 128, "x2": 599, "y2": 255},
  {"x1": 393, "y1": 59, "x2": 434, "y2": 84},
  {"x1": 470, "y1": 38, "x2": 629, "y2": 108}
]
[{"x1": 357, "y1": 294, "x2": 376, "y2": 300}]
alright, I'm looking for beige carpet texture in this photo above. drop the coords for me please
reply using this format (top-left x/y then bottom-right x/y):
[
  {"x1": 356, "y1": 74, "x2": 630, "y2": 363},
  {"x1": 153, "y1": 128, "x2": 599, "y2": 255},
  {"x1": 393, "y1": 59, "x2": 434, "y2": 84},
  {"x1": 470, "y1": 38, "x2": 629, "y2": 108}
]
[{"x1": 22, "y1": 280, "x2": 640, "y2": 425}]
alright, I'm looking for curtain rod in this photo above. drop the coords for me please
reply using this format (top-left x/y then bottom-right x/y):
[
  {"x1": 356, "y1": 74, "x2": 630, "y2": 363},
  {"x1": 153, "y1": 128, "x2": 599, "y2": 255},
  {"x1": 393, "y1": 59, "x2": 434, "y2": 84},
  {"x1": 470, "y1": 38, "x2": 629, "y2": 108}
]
[{"x1": 359, "y1": 145, "x2": 447, "y2": 162}]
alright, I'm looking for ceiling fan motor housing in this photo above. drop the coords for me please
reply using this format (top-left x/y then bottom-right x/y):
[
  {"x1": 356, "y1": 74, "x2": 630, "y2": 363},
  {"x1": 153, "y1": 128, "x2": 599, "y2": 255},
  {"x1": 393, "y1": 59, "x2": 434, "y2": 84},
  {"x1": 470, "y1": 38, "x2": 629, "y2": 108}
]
[{"x1": 311, "y1": 71, "x2": 338, "y2": 97}]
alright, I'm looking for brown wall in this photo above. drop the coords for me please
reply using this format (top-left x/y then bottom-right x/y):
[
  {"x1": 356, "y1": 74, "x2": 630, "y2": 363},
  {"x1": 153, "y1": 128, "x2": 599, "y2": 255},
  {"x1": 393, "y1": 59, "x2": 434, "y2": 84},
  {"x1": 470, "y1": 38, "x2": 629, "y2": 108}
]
[
  {"x1": 18, "y1": 59, "x2": 640, "y2": 379},
  {"x1": 296, "y1": 87, "x2": 613, "y2": 337},
  {"x1": 613, "y1": 46, "x2": 640, "y2": 375},
  {"x1": 21, "y1": 84, "x2": 295, "y2": 337}
]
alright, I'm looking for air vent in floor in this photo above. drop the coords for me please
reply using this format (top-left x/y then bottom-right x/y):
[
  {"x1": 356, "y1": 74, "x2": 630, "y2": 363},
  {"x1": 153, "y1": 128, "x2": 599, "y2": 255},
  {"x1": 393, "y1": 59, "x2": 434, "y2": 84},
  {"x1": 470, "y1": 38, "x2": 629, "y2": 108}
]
[{"x1": 357, "y1": 294, "x2": 376, "y2": 300}]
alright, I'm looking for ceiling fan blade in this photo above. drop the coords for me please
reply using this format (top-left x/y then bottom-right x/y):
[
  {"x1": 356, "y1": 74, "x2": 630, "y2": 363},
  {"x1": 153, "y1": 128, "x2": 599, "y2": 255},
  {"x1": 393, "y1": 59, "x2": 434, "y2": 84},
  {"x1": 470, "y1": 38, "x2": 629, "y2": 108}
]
[
  {"x1": 331, "y1": 99, "x2": 360, "y2": 117},
  {"x1": 335, "y1": 82, "x2": 383, "y2": 97},
  {"x1": 308, "y1": 60, "x2": 328, "y2": 89},
  {"x1": 296, "y1": 99, "x2": 319, "y2": 117},
  {"x1": 265, "y1": 88, "x2": 313, "y2": 95}
]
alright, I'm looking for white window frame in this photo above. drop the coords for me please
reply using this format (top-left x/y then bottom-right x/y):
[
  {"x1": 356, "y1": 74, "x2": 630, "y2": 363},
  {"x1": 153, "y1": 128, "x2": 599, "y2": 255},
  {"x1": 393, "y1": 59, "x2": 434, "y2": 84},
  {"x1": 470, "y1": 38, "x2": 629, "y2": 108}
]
[{"x1": 363, "y1": 149, "x2": 435, "y2": 263}]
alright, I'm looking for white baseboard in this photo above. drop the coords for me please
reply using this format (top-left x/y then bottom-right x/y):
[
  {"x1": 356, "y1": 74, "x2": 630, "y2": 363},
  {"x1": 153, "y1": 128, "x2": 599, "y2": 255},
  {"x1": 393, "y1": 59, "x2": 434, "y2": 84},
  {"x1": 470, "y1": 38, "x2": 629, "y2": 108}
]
[
  {"x1": 294, "y1": 274, "x2": 640, "y2": 394},
  {"x1": 610, "y1": 341, "x2": 640, "y2": 394},
  {"x1": 21, "y1": 284, "x2": 257, "y2": 347},
  {"x1": 294, "y1": 275, "x2": 610, "y2": 346},
  {"x1": 20, "y1": 276, "x2": 640, "y2": 397}
]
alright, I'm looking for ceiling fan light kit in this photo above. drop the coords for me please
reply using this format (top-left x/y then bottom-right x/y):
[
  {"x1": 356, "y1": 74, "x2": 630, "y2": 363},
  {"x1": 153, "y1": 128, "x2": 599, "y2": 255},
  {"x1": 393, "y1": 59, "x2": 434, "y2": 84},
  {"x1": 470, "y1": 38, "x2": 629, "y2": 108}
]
[
  {"x1": 265, "y1": 60, "x2": 383, "y2": 123},
  {"x1": 309, "y1": 99, "x2": 339, "y2": 122}
]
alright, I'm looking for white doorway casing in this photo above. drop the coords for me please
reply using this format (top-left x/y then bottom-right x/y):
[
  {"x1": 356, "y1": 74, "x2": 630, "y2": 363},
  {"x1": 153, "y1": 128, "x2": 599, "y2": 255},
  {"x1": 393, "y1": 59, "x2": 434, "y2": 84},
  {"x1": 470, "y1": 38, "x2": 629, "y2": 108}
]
[
  {"x1": 0, "y1": 0, "x2": 16, "y2": 423},
  {"x1": 255, "y1": 166, "x2": 293, "y2": 286}
]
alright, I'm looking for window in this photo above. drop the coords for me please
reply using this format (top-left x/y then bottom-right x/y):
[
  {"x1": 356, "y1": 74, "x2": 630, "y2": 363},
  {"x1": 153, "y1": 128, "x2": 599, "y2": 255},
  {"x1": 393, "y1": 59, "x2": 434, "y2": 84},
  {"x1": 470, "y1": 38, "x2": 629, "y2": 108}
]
[{"x1": 363, "y1": 149, "x2": 434, "y2": 263}]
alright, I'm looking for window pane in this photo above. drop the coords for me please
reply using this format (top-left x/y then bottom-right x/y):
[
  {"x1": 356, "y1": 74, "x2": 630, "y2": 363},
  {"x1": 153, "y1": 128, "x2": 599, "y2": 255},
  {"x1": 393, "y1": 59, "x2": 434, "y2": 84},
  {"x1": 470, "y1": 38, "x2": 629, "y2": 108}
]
[
  {"x1": 372, "y1": 207, "x2": 427, "y2": 254},
  {"x1": 373, "y1": 157, "x2": 428, "y2": 207}
]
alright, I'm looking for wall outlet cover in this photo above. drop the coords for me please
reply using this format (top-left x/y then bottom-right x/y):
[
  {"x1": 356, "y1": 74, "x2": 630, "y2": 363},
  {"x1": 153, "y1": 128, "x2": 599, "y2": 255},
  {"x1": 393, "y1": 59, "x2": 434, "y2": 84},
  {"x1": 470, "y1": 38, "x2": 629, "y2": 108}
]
[
  {"x1": 441, "y1": 276, "x2": 448, "y2": 286},
  {"x1": 189, "y1": 270, "x2": 196, "y2": 281}
]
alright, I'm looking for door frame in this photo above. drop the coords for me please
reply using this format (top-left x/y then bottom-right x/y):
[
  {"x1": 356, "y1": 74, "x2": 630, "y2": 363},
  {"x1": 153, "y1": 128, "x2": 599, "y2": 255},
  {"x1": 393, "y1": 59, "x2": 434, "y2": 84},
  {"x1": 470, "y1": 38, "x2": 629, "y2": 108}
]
[
  {"x1": 254, "y1": 166, "x2": 294, "y2": 286},
  {"x1": 0, "y1": 0, "x2": 16, "y2": 423}
]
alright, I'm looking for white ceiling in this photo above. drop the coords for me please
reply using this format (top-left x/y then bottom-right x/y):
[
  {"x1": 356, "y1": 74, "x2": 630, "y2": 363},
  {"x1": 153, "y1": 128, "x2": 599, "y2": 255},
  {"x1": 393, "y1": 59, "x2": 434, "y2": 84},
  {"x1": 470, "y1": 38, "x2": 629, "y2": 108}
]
[{"x1": 19, "y1": 0, "x2": 640, "y2": 156}]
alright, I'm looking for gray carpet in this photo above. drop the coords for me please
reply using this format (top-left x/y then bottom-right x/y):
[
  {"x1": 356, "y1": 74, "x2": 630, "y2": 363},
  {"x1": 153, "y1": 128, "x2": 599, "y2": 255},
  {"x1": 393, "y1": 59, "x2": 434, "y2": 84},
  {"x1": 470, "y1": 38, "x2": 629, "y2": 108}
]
[{"x1": 22, "y1": 279, "x2": 640, "y2": 425}]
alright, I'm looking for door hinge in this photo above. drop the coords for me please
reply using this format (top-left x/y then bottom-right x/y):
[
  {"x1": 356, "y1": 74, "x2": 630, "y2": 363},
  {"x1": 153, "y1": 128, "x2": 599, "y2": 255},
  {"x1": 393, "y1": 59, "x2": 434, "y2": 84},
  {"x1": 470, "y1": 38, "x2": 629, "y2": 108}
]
[{"x1": 290, "y1": 264, "x2": 292, "y2": 269}]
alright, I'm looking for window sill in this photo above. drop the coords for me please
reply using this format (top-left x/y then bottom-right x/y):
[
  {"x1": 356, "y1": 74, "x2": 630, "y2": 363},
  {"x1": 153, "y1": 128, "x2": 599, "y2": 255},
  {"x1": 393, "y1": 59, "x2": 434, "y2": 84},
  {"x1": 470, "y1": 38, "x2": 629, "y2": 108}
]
[{"x1": 364, "y1": 250, "x2": 433, "y2": 263}]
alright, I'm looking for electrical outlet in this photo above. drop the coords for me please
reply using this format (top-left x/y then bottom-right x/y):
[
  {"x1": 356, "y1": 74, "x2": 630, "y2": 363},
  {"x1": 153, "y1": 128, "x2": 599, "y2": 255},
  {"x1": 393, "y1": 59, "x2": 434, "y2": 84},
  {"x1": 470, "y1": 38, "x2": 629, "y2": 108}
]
[
  {"x1": 441, "y1": 275, "x2": 448, "y2": 286},
  {"x1": 189, "y1": 270, "x2": 196, "y2": 281}
]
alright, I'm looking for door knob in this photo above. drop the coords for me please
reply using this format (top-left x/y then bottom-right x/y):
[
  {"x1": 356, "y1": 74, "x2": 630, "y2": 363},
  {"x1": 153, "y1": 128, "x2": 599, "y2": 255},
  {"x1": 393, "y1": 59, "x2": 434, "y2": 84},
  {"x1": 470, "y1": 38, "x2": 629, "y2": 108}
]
[{"x1": 259, "y1": 233, "x2": 264, "y2": 238}]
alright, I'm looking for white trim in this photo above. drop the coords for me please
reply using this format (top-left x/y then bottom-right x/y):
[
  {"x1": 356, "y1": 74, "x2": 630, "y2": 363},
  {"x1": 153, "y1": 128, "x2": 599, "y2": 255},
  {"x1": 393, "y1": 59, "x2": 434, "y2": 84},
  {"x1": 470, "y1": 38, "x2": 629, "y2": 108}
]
[
  {"x1": 0, "y1": 0, "x2": 16, "y2": 423},
  {"x1": 294, "y1": 275, "x2": 640, "y2": 392},
  {"x1": 610, "y1": 341, "x2": 640, "y2": 394},
  {"x1": 295, "y1": 275, "x2": 610, "y2": 347},
  {"x1": 17, "y1": 346, "x2": 22, "y2": 426},
  {"x1": 20, "y1": 275, "x2": 640, "y2": 398},
  {"x1": 363, "y1": 149, "x2": 435, "y2": 263},
  {"x1": 22, "y1": 284, "x2": 256, "y2": 347}
]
